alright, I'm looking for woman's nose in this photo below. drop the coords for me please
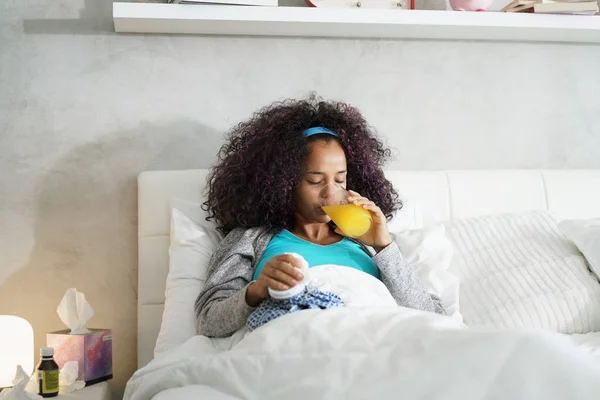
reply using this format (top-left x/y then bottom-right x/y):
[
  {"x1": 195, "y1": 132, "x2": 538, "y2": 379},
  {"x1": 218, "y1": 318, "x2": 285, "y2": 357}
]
[{"x1": 320, "y1": 184, "x2": 336, "y2": 200}]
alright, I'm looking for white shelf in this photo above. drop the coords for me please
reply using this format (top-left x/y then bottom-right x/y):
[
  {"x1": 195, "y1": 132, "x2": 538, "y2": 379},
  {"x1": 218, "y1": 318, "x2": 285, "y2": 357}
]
[{"x1": 113, "y1": 2, "x2": 600, "y2": 43}]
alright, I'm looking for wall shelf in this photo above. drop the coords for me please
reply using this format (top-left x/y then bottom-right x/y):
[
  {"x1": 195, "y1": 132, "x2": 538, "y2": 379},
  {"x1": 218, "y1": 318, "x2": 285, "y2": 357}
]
[{"x1": 113, "y1": 2, "x2": 600, "y2": 43}]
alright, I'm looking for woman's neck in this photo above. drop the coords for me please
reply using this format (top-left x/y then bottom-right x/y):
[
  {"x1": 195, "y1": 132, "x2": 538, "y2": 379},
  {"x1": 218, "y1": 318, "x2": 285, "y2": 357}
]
[{"x1": 290, "y1": 220, "x2": 341, "y2": 245}]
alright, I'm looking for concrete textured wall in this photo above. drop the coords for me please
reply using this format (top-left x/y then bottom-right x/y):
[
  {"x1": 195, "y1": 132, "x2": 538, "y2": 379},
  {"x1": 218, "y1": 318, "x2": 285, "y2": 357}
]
[{"x1": 1, "y1": 0, "x2": 599, "y2": 396}]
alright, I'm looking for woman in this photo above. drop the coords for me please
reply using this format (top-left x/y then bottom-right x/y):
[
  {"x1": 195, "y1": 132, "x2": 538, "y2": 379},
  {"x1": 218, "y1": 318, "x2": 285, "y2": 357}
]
[{"x1": 195, "y1": 97, "x2": 445, "y2": 338}]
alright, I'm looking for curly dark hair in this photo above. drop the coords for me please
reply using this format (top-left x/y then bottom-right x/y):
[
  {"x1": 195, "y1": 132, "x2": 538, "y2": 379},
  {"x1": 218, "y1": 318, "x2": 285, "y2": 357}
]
[{"x1": 203, "y1": 96, "x2": 402, "y2": 236}]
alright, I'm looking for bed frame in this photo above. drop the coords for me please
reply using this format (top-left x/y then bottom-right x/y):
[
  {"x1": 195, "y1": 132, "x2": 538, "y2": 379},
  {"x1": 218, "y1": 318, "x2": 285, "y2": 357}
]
[{"x1": 137, "y1": 169, "x2": 600, "y2": 367}]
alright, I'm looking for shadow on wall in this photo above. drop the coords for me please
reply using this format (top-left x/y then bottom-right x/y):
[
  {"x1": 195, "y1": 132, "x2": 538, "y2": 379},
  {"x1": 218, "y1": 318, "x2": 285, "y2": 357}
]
[{"x1": 0, "y1": 120, "x2": 223, "y2": 397}]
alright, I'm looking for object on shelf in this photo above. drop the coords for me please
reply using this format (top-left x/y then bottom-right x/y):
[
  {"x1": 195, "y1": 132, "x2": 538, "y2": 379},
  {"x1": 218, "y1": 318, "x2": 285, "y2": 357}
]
[
  {"x1": 0, "y1": 365, "x2": 40, "y2": 400},
  {"x1": 35, "y1": 348, "x2": 59, "y2": 398},
  {"x1": 448, "y1": 0, "x2": 494, "y2": 11},
  {"x1": 305, "y1": 0, "x2": 413, "y2": 10},
  {"x1": 112, "y1": 2, "x2": 600, "y2": 44},
  {"x1": 58, "y1": 362, "x2": 85, "y2": 394},
  {"x1": 502, "y1": 0, "x2": 599, "y2": 14},
  {"x1": 0, "y1": 316, "x2": 34, "y2": 389},
  {"x1": 46, "y1": 289, "x2": 112, "y2": 386},
  {"x1": 170, "y1": 0, "x2": 278, "y2": 6}
]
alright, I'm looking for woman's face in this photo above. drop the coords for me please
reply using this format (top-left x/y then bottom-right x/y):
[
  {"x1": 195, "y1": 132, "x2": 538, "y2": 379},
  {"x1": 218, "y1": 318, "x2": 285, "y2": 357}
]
[{"x1": 293, "y1": 139, "x2": 347, "y2": 224}]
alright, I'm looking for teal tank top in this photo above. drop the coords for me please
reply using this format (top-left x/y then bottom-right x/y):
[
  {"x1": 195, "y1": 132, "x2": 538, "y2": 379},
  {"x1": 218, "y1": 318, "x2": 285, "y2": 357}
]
[{"x1": 253, "y1": 230, "x2": 380, "y2": 280}]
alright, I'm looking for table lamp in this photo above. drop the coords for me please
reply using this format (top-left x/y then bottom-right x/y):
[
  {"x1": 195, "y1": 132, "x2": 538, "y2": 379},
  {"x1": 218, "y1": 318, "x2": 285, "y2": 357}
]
[{"x1": 0, "y1": 315, "x2": 34, "y2": 388}]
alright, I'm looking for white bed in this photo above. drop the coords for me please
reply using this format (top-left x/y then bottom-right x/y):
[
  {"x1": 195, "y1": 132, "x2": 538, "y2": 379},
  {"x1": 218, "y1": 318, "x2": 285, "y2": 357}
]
[{"x1": 131, "y1": 169, "x2": 600, "y2": 399}]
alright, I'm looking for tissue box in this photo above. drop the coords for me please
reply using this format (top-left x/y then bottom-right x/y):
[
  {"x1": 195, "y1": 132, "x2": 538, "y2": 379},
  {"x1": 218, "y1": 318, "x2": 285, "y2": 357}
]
[{"x1": 46, "y1": 329, "x2": 113, "y2": 385}]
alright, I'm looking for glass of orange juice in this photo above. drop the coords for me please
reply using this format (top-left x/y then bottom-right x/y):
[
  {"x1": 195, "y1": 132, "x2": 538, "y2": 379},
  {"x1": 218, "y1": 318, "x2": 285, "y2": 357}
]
[{"x1": 320, "y1": 183, "x2": 372, "y2": 238}]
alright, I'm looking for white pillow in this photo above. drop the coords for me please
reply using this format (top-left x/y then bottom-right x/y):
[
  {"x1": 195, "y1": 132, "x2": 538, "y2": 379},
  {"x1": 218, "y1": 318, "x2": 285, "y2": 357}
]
[
  {"x1": 393, "y1": 225, "x2": 461, "y2": 322},
  {"x1": 387, "y1": 200, "x2": 424, "y2": 232},
  {"x1": 559, "y1": 219, "x2": 600, "y2": 280},
  {"x1": 153, "y1": 202, "x2": 221, "y2": 355},
  {"x1": 445, "y1": 211, "x2": 600, "y2": 334}
]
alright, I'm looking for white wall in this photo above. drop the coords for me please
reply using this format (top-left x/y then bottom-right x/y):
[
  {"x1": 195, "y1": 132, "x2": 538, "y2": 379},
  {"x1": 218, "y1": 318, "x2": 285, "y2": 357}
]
[{"x1": 1, "y1": 0, "x2": 599, "y2": 396}]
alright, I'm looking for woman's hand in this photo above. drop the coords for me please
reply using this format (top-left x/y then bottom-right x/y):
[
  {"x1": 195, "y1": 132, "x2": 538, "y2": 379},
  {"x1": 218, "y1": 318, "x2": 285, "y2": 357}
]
[
  {"x1": 246, "y1": 254, "x2": 305, "y2": 307},
  {"x1": 335, "y1": 190, "x2": 393, "y2": 249}
]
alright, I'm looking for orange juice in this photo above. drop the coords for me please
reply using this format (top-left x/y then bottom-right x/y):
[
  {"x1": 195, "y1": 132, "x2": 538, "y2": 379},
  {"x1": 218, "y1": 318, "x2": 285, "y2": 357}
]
[{"x1": 322, "y1": 204, "x2": 372, "y2": 238}]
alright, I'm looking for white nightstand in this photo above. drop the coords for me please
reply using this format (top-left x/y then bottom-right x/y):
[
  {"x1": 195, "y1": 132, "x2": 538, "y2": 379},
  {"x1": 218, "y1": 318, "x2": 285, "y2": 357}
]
[{"x1": 56, "y1": 382, "x2": 111, "y2": 400}]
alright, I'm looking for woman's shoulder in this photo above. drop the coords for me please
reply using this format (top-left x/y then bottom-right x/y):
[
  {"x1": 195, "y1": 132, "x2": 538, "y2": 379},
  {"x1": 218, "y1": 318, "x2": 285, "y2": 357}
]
[
  {"x1": 222, "y1": 226, "x2": 271, "y2": 242},
  {"x1": 214, "y1": 226, "x2": 275, "y2": 258}
]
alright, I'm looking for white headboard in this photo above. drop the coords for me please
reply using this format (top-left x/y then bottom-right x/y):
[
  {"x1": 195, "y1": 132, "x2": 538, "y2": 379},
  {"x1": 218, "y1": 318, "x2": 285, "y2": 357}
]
[{"x1": 137, "y1": 169, "x2": 600, "y2": 368}]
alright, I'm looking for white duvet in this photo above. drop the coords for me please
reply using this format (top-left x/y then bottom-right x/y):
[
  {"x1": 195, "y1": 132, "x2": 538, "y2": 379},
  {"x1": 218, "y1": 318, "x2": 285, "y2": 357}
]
[{"x1": 125, "y1": 267, "x2": 600, "y2": 400}]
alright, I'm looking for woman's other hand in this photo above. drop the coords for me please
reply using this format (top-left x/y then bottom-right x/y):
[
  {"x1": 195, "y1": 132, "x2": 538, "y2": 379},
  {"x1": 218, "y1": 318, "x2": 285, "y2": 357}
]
[{"x1": 246, "y1": 254, "x2": 305, "y2": 306}]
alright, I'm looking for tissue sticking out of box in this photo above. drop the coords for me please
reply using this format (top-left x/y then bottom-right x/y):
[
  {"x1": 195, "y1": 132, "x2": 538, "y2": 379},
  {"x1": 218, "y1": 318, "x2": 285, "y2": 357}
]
[{"x1": 57, "y1": 288, "x2": 94, "y2": 335}]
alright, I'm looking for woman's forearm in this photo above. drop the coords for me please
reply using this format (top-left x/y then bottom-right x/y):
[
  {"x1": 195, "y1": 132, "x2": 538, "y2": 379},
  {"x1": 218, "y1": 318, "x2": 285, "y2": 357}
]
[
  {"x1": 197, "y1": 284, "x2": 256, "y2": 337},
  {"x1": 245, "y1": 281, "x2": 268, "y2": 307},
  {"x1": 375, "y1": 241, "x2": 446, "y2": 315}
]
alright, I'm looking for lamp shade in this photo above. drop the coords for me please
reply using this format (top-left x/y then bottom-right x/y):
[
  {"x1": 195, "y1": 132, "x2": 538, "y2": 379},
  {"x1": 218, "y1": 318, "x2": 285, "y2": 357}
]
[{"x1": 0, "y1": 315, "x2": 34, "y2": 388}]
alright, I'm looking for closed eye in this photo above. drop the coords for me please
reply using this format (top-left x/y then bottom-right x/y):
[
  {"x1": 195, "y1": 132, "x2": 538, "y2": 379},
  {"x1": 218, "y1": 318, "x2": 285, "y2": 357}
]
[{"x1": 308, "y1": 180, "x2": 345, "y2": 185}]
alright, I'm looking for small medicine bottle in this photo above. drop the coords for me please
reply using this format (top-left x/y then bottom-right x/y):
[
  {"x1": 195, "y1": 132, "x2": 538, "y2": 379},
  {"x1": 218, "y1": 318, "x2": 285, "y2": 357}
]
[{"x1": 36, "y1": 347, "x2": 59, "y2": 397}]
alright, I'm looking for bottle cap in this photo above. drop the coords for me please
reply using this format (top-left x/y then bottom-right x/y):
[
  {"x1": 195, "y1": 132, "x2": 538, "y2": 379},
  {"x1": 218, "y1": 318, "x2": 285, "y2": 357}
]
[{"x1": 41, "y1": 347, "x2": 54, "y2": 357}]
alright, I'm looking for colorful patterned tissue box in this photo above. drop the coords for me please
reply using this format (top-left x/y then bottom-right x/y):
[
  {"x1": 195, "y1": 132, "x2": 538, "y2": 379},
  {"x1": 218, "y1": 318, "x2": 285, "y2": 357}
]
[{"x1": 46, "y1": 329, "x2": 113, "y2": 385}]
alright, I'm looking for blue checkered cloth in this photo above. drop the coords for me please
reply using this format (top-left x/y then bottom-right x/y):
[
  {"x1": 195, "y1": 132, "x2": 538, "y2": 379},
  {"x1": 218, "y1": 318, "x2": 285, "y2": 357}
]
[{"x1": 247, "y1": 286, "x2": 344, "y2": 331}]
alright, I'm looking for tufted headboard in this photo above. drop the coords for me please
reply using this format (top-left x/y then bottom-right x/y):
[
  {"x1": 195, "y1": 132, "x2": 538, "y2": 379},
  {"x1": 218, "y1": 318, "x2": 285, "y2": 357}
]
[{"x1": 137, "y1": 169, "x2": 600, "y2": 368}]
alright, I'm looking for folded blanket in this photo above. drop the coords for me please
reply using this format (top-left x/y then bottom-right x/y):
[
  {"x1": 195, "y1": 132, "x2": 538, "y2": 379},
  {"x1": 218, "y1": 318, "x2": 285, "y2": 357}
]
[{"x1": 247, "y1": 287, "x2": 343, "y2": 330}]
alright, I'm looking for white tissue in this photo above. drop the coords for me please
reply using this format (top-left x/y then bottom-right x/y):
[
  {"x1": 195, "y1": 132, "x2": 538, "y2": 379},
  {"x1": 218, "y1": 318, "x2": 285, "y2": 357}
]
[
  {"x1": 57, "y1": 288, "x2": 94, "y2": 335},
  {"x1": 59, "y1": 362, "x2": 85, "y2": 393},
  {"x1": 0, "y1": 366, "x2": 41, "y2": 400},
  {"x1": 286, "y1": 253, "x2": 309, "y2": 277},
  {"x1": 267, "y1": 253, "x2": 310, "y2": 300}
]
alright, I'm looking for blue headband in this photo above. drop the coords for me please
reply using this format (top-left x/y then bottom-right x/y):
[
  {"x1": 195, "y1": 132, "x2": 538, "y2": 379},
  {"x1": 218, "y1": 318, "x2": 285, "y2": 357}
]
[{"x1": 302, "y1": 127, "x2": 338, "y2": 138}]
